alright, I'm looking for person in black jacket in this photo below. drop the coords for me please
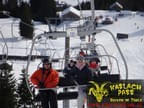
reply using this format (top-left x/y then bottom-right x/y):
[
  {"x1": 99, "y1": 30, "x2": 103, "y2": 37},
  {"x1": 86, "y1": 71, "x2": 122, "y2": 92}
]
[
  {"x1": 72, "y1": 55, "x2": 92, "y2": 108},
  {"x1": 72, "y1": 56, "x2": 92, "y2": 85},
  {"x1": 63, "y1": 60, "x2": 76, "y2": 78},
  {"x1": 61, "y1": 60, "x2": 77, "y2": 86}
]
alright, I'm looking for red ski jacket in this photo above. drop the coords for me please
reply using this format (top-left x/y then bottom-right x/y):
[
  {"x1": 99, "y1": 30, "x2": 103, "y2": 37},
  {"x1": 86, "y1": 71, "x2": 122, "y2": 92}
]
[
  {"x1": 89, "y1": 61, "x2": 99, "y2": 69},
  {"x1": 30, "y1": 68, "x2": 59, "y2": 88}
]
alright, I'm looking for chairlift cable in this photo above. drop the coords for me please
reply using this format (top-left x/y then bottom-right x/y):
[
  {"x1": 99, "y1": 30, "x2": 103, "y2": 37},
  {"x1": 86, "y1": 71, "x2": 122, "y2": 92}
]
[
  {"x1": 48, "y1": 39, "x2": 62, "y2": 59},
  {"x1": 0, "y1": 30, "x2": 8, "y2": 60},
  {"x1": 46, "y1": 39, "x2": 54, "y2": 58},
  {"x1": 11, "y1": 18, "x2": 18, "y2": 38}
]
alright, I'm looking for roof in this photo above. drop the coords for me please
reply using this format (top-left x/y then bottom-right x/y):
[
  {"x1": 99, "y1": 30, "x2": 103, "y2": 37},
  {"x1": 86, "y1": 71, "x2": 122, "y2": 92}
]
[
  {"x1": 110, "y1": 2, "x2": 123, "y2": 10},
  {"x1": 61, "y1": 6, "x2": 80, "y2": 17}
]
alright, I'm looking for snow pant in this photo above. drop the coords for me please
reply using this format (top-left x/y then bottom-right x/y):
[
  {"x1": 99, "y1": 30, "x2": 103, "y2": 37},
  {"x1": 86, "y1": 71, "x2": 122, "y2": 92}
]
[
  {"x1": 78, "y1": 86, "x2": 87, "y2": 108},
  {"x1": 39, "y1": 90, "x2": 58, "y2": 108}
]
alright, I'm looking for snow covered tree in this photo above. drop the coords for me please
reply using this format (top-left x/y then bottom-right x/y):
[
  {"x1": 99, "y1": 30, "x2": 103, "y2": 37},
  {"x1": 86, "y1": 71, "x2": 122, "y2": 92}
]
[
  {"x1": 19, "y1": 2, "x2": 34, "y2": 39},
  {"x1": 0, "y1": 62, "x2": 17, "y2": 108},
  {"x1": 17, "y1": 69, "x2": 33, "y2": 108},
  {"x1": 30, "y1": 0, "x2": 39, "y2": 18}
]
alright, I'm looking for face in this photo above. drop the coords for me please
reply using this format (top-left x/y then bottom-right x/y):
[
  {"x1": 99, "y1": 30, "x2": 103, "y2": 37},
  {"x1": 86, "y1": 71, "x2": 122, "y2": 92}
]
[
  {"x1": 70, "y1": 61, "x2": 74, "y2": 66},
  {"x1": 43, "y1": 63, "x2": 51, "y2": 69},
  {"x1": 77, "y1": 58, "x2": 83, "y2": 63}
]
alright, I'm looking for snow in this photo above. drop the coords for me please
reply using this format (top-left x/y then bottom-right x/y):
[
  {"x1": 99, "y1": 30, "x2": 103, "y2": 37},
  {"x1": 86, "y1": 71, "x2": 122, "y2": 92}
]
[{"x1": 1, "y1": 10, "x2": 144, "y2": 107}]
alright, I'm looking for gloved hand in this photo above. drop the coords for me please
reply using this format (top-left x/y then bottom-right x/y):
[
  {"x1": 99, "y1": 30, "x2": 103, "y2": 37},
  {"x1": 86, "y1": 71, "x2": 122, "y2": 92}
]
[{"x1": 38, "y1": 81, "x2": 44, "y2": 88}]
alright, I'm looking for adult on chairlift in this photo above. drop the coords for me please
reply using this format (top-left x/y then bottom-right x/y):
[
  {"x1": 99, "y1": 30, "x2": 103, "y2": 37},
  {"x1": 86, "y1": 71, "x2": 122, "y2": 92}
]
[
  {"x1": 72, "y1": 55, "x2": 92, "y2": 108},
  {"x1": 89, "y1": 58, "x2": 100, "y2": 76},
  {"x1": 89, "y1": 50, "x2": 100, "y2": 76},
  {"x1": 63, "y1": 60, "x2": 76, "y2": 78},
  {"x1": 30, "y1": 58, "x2": 59, "y2": 108}
]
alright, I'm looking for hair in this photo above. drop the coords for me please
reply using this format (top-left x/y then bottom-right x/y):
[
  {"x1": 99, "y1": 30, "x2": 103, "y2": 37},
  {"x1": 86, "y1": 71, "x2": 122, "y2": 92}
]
[{"x1": 42, "y1": 58, "x2": 52, "y2": 69}]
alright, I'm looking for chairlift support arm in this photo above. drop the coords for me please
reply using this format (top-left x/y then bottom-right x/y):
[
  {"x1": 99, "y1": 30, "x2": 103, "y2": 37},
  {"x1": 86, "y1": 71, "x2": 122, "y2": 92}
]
[
  {"x1": 0, "y1": 31, "x2": 8, "y2": 60},
  {"x1": 95, "y1": 44, "x2": 112, "y2": 73},
  {"x1": 25, "y1": 31, "x2": 67, "y2": 97},
  {"x1": 25, "y1": 33, "x2": 50, "y2": 97},
  {"x1": 95, "y1": 29, "x2": 128, "y2": 79}
]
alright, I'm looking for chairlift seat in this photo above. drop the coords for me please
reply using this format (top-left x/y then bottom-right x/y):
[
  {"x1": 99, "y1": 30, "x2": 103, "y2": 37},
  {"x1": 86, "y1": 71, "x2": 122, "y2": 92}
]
[
  {"x1": 57, "y1": 91, "x2": 78, "y2": 100},
  {"x1": 100, "y1": 66, "x2": 108, "y2": 70},
  {"x1": 58, "y1": 77, "x2": 76, "y2": 87},
  {"x1": 117, "y1": 33, "x2": 128, "y2": 40},
  {"x1": 94, "y1": 73, "x2": 120, "y2": 82}
]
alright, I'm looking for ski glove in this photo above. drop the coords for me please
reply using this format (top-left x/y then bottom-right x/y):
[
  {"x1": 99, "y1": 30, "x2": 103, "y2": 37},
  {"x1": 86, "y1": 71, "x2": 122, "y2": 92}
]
[{"x1": 38, "y1": 81, "x2": 45, "y2": 88}]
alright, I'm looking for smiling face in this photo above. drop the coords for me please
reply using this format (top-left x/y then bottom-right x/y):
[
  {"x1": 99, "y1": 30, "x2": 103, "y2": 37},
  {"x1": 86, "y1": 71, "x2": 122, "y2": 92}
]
[{"x1": 70, "y1": 61, "x2": 74, "y2": 66}]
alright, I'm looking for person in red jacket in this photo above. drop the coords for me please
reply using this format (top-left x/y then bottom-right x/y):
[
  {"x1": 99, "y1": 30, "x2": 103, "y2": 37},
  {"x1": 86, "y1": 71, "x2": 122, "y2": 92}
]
[
  {"x1": 30, "y1": 58, "x2": 59, "y2": 108},
  {"x1": 89, "y1": 57, "x2": 100, "y2": 77}
]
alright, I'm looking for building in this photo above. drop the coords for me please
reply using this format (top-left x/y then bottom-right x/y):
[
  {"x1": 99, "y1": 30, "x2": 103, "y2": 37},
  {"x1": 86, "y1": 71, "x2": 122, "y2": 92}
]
[{"x1": 61, "y1": 6, "x2": 80, "y2": 20}]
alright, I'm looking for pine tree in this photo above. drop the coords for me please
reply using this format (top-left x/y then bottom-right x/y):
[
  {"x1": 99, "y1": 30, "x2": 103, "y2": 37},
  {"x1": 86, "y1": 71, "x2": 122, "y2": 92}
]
[
  {"x1": 0, "y1": 0, "x2": 3, "y2": 11},
  {"x1": 0, "y1": 62, "x2": 17, "y2": 108},
  {"x1": 30, "y1": 0, "x2": 39, "y2": 18},
  {"x1": 84, "y1": 1, "x2": 91, "y2": 10},
  {"x1": 30, "y1": 0, "x2": 57, "y2": 23},
  {"x1": 6, "y1": 0, "x2": 17, "y2": 11},
  {"x1": 19, "y1": 2, "x2": 34, "y2": 39},
  {"x1": 17, "y1": 69, "x2": 33, "y2": 108}
]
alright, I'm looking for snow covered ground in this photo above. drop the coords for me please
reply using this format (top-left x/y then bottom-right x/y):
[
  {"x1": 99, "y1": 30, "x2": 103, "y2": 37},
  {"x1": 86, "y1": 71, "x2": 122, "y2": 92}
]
[{"x1": 0, "y1": 10, "x2": 144, "y2": 108}]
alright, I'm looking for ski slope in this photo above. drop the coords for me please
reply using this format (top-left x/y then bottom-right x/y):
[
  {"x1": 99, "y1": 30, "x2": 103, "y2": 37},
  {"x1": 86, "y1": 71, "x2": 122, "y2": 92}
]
[{"x1": 0, "y1": 10, "x2": 144, "y2": 108}]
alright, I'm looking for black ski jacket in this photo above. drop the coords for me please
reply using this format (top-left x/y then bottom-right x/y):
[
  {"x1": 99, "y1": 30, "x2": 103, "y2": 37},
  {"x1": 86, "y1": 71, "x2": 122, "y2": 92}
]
[{"x1": 71, "y1": 65, "x2": 92, "y2": 85}]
